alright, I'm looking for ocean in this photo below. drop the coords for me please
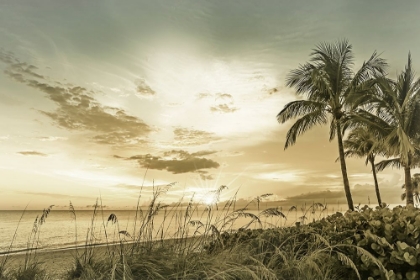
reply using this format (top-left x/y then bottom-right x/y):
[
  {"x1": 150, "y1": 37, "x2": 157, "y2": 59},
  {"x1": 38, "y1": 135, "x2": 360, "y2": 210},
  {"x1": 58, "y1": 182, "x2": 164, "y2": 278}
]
[
  {"x1": 1, "y1": 204, "x2": 398, "y2": 255},
  {"x1": 0, "y1": 208, "x2": 292, "y2": 254}
]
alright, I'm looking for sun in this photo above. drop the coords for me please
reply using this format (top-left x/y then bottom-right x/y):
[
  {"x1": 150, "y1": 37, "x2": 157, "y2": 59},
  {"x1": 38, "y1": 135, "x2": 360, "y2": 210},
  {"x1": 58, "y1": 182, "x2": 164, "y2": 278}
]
[{"x1": 203, "y1": 195, "x2": 217, "y2": 206}]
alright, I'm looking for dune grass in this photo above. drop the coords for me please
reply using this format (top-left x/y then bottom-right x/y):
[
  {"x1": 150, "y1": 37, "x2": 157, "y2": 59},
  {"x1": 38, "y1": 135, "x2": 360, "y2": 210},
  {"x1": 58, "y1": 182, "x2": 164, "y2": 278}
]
[{"x1": 1, "y1": 183, "x2": 397, "y2": 280}]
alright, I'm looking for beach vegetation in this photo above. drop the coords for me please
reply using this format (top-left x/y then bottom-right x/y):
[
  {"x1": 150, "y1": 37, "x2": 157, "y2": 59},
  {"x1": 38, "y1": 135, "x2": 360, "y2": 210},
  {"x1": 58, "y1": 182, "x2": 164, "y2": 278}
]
[
  {"x1": 343, "y1": 127, "x2": 386, "y2": 206},
  {"x1": 2, "y1": 186, "x2": 420, "y2": 279},
  {"x1": 277, "y1": 39, "x2": 387, "y2": 211}
]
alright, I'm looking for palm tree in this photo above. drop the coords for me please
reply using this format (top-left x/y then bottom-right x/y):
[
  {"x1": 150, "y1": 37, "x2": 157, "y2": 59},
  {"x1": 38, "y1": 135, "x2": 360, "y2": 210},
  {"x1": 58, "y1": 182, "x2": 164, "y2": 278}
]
[
  {"x1": 277, "y1": 40, "x2": 387, "y2": 211},
  {"x1": 401, "y1": 173, "x2": 420, "y2": 206},
  {"x1": 366, "y1": 54, "x2": 420, "y2": 206},
  {"x1": 254, "y1": 193, "x2": 273, "y2": 211},
  {"x1": 376, "y1": 149, "x2": 420, "y2": 206},
  {"x1": 343, "y1": 127, "x2": 385, "y2": 206}
]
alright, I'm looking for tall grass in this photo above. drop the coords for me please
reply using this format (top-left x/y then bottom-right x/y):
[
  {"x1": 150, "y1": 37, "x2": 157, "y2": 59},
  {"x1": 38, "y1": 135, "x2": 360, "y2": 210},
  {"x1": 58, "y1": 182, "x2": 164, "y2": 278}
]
[
  {"x1": 2, "y1": 184, "x2": 364, "y2": 280},
  {"x1": 1, "y1": 206, "x2": 53, "y2": 280}
]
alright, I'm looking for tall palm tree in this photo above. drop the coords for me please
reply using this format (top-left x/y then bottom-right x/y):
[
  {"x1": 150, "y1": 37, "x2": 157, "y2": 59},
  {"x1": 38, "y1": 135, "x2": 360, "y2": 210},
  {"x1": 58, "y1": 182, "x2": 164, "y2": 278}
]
[
  {"x1": 365, "y1": 54, "x2": 420, "y2": 206},
  {"x1": 277, "y1": 40, "x2": 387, "y2": 211},
  {"x1": 401, "y1": 174, "x2": 420, "y2": 206},
  {"x1": 254, "y1": 193, "x2": 273, "y2": 211},
  {"x1": 343, "y1": 127, "x2": 385, "y2": 206},
  {"x1": 376, "y1": 149, "x2": 420, "y2": 206}
]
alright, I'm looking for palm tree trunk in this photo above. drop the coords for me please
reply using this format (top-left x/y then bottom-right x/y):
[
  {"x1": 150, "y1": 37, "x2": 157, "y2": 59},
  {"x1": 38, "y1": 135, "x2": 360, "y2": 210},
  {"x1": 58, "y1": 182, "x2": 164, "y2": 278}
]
[
  {"x1": 336, "y1": 121, "x2": 354, "y2": 211},
  {"x1": 369, "y1": 158, "x2": 382, "y2": 207},
  {"x1": 404, "y1": 166, "x2": 414, "y2": 206}
]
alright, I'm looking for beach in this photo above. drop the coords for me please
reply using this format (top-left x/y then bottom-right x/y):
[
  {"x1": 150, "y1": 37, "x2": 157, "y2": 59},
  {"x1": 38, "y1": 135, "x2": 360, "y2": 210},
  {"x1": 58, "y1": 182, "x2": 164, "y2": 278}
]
[
  {"x1": 1, "y1": 237, "x2": 201, "y2": 279},
  {"x1": 1, "y1": 244, "x2": 109, "y2": 279}
]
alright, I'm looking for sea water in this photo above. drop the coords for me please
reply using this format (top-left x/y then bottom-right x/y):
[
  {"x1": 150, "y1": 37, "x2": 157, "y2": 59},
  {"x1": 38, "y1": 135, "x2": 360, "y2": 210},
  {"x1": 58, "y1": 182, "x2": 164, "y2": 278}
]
[
  {"x1": 1, "y1": 204, "x2": 393, "y2": 254},
  {"x1": 0, "y1": 208, "x2": 292, "y2": 254}
]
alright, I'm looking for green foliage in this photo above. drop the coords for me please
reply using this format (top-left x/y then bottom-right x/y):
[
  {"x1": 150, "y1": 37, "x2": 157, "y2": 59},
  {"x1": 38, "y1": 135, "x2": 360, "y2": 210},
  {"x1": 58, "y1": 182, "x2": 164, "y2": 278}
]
[
  {"x1": 309, "y1": 205, "x2": 420, "y2": 279},
  {"x1": 205, "y1": 205, "x2": 420, "y2": 279}
]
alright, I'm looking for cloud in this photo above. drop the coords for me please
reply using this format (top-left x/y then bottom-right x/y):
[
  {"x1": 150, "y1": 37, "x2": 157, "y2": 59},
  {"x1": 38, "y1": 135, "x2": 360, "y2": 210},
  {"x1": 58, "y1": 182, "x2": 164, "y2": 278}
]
[
  {"x1": 196, "y1": 170, "x2": 214, "y2": 180},
  {"x1": 215, "y1": 93, "x2": 233, "y2": 101},
  {"x1": 0, "y1": 50, "x2": 44, "y2": 80},
  {"x1": 163, "y1": 149, "x2": 217, "y2": 158},
  {"x1": 210, "y1": 103, "x2": 237, "y2": 113},
  {"x1": 120, "y1": 150, "x2": 220, "y2": 174},
  {"x1": 37, "y1": 136, "x2": 68, "y2": 141},
  {"x1": 195, "y1": 92, "x2": 238, "y2": 113},
  {"x1": 196, "y1": 93, "x2": 212, "y2": 99},
  {"x1": 285, "y1": 190, "x2": 344, "y2": 202},
  {"x1": 17, "y1": 191, "x2": 87, "y2": 200},
  {"x1": 91, "y1": 131, "x2": 149, "y2": 146},
  {"x1": 279, "y1": 176, "x2": 404, "y2": 206},
  {"x1": 254, "y1": 171, "x2": 301, "y2": 182},
  {"x1": 135, "y1": 78, "x2": 156, "y2": 97},
  {"x1": 173, "y1": 127, "x2": 222, "y2": 146},
  {"x1": 17, "y1": 151, "x2": 47, "y2": 156},
  {"x1": 0, "y1": 50, "x2": 152, "y2": 146},
  {"x1": 116, "y1": 183, "x2": 174, "y2": 192},
  {"x1": 267, "y1": 87, "x2": 278, "y2": 95}
]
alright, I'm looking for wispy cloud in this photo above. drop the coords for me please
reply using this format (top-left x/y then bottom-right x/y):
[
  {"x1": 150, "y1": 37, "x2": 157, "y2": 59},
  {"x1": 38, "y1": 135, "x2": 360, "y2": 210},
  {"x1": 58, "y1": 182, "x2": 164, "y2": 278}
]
[
  {"x1": 116, "y1": 183, "x2": 173, "y2": 192},
  {"x1": 17, "y1": 151, "x2": 47, "y2": 156},
  {"x1": 173, "y1": 127, "x2": 221, "y2": 146},
  {"x1": 91, "y1": 132, "x2": 149, "y2": 146},
  {"x1": 210, "y1": 103, "x2": 237, "y2": 113},
  {"x1": 195, "y1": 92, "x2": 238, "y2": 113},
  {"x1": 17, "y1": 191, "x2": 88, "y2": 200},
  {"x1": 215, "y1": 93, "x2": 233, "y2": 101},
  {"x1": 0, "y1": 50, "x2": 152, "y2": 146},
  {"x1": 197, "y1": 170, "x2": 214, "y2": 180},
  {"x1": 196, "y1": 93, "x2": 212, "y2": 99},
  {"x1": 163, "y1": 149, "x2": 217, "y2": 158},
  {"x1": 135, "y1": 78, "x2": 156, "y2": 97},
  {"x1": 279, "y1": 174, "x2": 404, "y2": 206},
  {"x1": 37, "y1": 136, "x2": 68, "y2": 141}
]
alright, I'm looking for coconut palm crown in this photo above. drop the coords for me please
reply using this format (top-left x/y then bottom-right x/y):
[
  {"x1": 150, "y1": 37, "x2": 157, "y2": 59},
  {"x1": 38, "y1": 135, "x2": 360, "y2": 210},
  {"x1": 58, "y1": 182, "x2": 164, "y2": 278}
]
[
  {"x1": 343, "y1": 127, "x2": 385, "y2": 206},
  {"x1": 277, "y1": 40, "x2": 387, "y2": 211},
  {"x1": 401, "y1": 173, "x2": 420, "y2": 206},
  {"x1": 362, "y1": 54, "x2": 420, "y2": 206}
]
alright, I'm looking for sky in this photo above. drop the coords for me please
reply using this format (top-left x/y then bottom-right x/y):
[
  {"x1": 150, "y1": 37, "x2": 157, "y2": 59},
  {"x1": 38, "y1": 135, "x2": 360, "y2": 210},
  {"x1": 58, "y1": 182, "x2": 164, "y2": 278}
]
[{"x1": 1, "y1": 0, "x2": 420, "y2": 210}]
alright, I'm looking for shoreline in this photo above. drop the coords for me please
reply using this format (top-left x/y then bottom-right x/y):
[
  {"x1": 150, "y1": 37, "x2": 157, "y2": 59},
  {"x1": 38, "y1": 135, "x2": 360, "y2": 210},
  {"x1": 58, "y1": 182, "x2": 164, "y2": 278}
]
[
  {"x1": 0, "y1": 234, "x2": 204, "y2": 257},
  {"x1": 0, "y1": 236, "x2": 203, "y2": 279}
]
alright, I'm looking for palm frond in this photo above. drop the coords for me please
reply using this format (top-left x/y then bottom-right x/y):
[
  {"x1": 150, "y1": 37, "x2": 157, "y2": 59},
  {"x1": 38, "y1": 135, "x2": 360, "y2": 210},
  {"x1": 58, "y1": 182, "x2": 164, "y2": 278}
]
[
  {"x1": 405, "y1": 89, "x2": 420, "y2": 138},
  {"x1": 396, "y1": 53, "x2": 414, "y2": 107},
  {"x1": 284, "y1": 110, "x2": 328, "y2": 149},
  {"x1": 277, "y1": 100, "x2": 326, "y2": 123},
  {"x1": 344, "y1": 110, "x2": 392, "y2": 141},
  {"x1": 375, "y1": 158, "x2": 401, "y2": 172},
  {"x1": 286, "y1": 63, "x2": 318, "y2": 95}
]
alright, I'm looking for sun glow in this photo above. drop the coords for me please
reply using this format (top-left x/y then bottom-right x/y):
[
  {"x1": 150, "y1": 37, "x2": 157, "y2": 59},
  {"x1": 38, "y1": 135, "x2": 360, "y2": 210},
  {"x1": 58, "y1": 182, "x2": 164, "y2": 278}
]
[
  {"x1": 185, "y1": 187, "x2": 220, "y2": 205},
  {"x1": 203, "y1": 195, "x2": 217, "y2": 206}
]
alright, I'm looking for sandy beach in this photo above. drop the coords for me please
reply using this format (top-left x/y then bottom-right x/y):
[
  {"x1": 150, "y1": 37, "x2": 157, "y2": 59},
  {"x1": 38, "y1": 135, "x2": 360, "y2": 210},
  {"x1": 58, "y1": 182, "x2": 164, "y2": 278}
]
[
  {"x1": 0, "y1": 237, "x2": 201, "y2": 279},
  {"x1": 1, "y1": 244, "x2": 110, "y2": 279}
]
